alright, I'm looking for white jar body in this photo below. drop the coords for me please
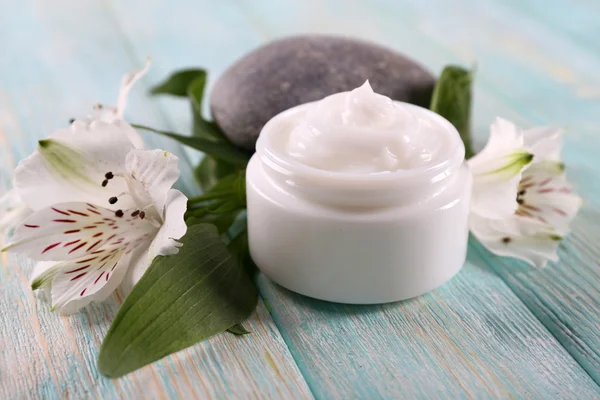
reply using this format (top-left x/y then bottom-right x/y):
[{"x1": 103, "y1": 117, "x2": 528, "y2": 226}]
[{"x1": 246, "y1": 155, "x2": 472, "y2": 304}]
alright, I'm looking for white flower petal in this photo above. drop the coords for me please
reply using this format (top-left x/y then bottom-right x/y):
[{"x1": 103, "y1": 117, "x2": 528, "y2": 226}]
[
  {"x1": 116, "y1": 59, "x2": 150, "y2": 119},
  {"x1": 470, "y1": 173, "x2": 522, "y2": 219},
  {"x1": 468, "y1": 118, "x2": 526, "y2": 175},
  {"x1": 467, "y1": 118, "x2": 533, "y2": 220},
  {"x1": 523, "y1": 126, "x2": 563, "y2": 161},
  {"x1": 468, "y1": 118, "x2": 532, "y2": 185},
  {"x1": 3, "y1": 202, "x2": 156, "y2": 261},
  {"x1": 518, "y1": 161, "x2": 582, "y2": 233},
  {"x1": 0, "y1": 188, "x2": 21, "y2": 213},
  {"x1": 31, "y1": 261, "x2": 55, "y2": 302},
  {"x1": 470, "y1": 213, "x2": 561, "y2": 268},
  {"x1": 124, "y1": 149, "x2": 181, "y2": 220},
  {"x1": 15, "y1": 121, "x2": 136, "y2": 211},
  {"x1": 46, "y1": 244, "x2": 143, "y2": 314},
  {"x1": 0, "y1": 189, "x2": 32, "y2": 236},
  {"x1": 120, "y1": 189, "x2": 187, "y2": 295},
  {"x1": 71, "y1": 62, "x2": 149, "y2": 150},
  {"x1": 75, "y1": 118, "x2": 145, "y2": 150},
  {"x1": 116, "y1": 120, "x2": 145, "y2": 150}
]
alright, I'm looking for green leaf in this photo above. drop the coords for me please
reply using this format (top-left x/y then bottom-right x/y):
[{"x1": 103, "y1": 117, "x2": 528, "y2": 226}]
[
  {"x1": 207, "y1": 200, "x2": 243, "y2": 214},
  {"x1": 187, "y1": 76, "x2": 225, "y2": 139},
  {"x1": 98, "y1": 224, "x2": 258, "y2": 378},
  {"x1": 150, "y1": 69, "x2": 207, "y2": 97},
  {"x1": 187, "y1": 75, "x2": 209, "y2": 120},
  {"x1": 188, "y1": 171, "x2": 245, "y2": 206},
  {"x1": 232, "y1": 171, "x2": 247, "y2": 207},
  {"x1": 226, "y1": 215, "x2": 256, "y2": 276},
  {"x1": 211, "y1": 172, "x2": 245, "y2": 194},
  {"x1": 186, "y1": 211, "x2": 240, "y2": 234},
  {"x1": 187, "y1": 200, "x2": 242, "y2": 218},
  {"x1": 227, "y1": 229, "x2": 256, "y2": 276},
  {"x1": 192, "y1": 116, "x2": 225, "y2": 139},
  {"x1": 150, "y1": 70, "x2": 220, "y2": 139},
  {"x1": 194, "y1": 156, "x2": 237, "y2": 192},
  {"x1": 227, "y1": 323, "x2": 251, "y2": 336},
  {"x1": 430, "y1": 65, "x2": 474, "y2": 158},
  {"x1": 132, "y1": 124, "x2": 250, "y2": 167}
]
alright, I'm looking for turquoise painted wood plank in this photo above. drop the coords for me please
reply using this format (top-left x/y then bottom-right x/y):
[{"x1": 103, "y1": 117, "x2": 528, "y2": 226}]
[
  {"x1": 0, "y1": 1, "x2": 313, "y2": 398},
  {"x1": 258, "y1": 249, "x2": 600, "y2": 399},
  {"x1": 499, "y1": 0, "x2": 600, "y2": 56},
  {"x1": 472, "y1": 209, "x2": 600, "y2": 384},
  {"x1": 0, "y1": 254, "x2": 312, "y2": 399}
]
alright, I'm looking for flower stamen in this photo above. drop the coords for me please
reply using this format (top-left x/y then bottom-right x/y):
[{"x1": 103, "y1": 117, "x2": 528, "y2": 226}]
[
  {"x1": 102, "y1": 171, "x2": 125, "y2": 188},
  {"x1": 107, "y1": 192, "x2": 131, "y2": 205}
]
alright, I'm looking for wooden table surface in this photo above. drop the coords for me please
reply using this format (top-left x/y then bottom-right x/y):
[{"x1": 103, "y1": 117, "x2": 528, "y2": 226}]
[{"x1": 1, "y1": 0, "x2": 600, "y2": 399}]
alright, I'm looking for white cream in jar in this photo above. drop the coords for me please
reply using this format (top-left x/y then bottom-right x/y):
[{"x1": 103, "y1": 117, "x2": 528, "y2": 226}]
[{"x1": 246, "y1": 81, "x2": 472, "y2": 304}]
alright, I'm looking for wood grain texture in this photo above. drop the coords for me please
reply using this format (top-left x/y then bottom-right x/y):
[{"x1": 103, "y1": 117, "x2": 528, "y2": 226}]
[
  {"x1": 0, "y1": 254, "x2": 312, "y2": 399},
  {"x1": 0, "y1": 1, "x2": 312, "y2": 398},
  {"x1": 384, "y1": 0, "x2": 600, "y2": 384},
  {"x1": 258, "y1": 247, "x2": 600, "y2": 399}
]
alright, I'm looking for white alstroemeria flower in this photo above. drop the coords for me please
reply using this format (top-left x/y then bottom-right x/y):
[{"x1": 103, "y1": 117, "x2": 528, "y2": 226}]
[
  {"x1": 0, "y1": 62, "x2": 150, "y2": 241},
  {"x1": 1, "y1": 60, "x2": 187, "y2": 313},
  {"x1": 2, "y1": 137, "x2": 187, "y2": 313},
  {"x1": 469, "y1": 119, "x2": 582, "y2": 267}
]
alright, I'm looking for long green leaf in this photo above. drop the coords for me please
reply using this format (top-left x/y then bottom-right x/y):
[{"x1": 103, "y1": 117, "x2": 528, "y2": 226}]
[
  {"x1": 194, "y1": 156, "x2": 237, "y2": 191},
  {"x1": 226, "y1": 215, "x2": 256, "y2": 276},
  {"x1": 151, "y1": 70, "x2": 220, "y2": 138},
  {"x1": 187, "y1": 75, "x2": 209, "y2": 119},
  {"x1": 430, "y1": 65, "x2": 474, "y2": 158},
  {"x1": 187, "y1": 76, "x2": 226, "y2": 139},
  {"x1": 192, "y1": 115, "x2": 225, "y2": 139},
  {"x1": 98, "y1": 224, "x2": 258, "y2": 378},
  {"x1": 186, "y1": 211, "x2": 240, "y2": 234},
  {"x1": 150, "y1": 69, "x2": 207, "y2": 97},
  {"x1": 227, "y1": 323, "x2": 251, "y2": 336},
  {"x1": 132, "y1": 124, "x2": 250, "y2": 167}
]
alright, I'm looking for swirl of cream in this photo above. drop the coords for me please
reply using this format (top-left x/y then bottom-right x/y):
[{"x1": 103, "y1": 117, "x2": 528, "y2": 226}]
[{"x1": 287, "y1": 80, "x2": 439, "y2": 173}]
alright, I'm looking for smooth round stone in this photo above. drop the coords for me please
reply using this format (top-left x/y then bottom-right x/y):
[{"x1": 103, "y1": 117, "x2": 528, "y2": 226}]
[{"x1": 210, "y1": 35, "x2": 436, "y2": 152}]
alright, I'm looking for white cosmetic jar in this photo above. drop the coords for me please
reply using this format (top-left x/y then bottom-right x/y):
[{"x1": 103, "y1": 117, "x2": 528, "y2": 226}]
[{"x1": 246, "y1": 102, "x2": 472, "y2": 304}]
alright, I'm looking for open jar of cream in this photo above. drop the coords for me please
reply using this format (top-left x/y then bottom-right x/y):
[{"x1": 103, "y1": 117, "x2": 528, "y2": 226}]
[{"x1": 246, "y1": 81, "x2": 472, "y2": 304}]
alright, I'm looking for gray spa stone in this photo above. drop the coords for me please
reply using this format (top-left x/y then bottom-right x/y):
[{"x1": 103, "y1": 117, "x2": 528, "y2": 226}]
[{"x1": 210, "y1": 35, "x2": 436, "y2": 152}]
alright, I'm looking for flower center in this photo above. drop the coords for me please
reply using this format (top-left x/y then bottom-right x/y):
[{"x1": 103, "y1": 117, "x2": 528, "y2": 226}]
[{"x1": 101, "y1": 171, "x2": 159, "y2": 228}]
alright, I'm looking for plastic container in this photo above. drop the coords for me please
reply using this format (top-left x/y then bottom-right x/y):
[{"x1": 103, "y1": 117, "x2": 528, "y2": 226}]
[{"x1": 246, "y1": 101, "x2": 472, "y2": 304}]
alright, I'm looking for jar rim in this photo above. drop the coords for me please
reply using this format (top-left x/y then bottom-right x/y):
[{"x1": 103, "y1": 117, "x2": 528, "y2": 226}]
[{"x1": 256, "y1": 101, "x2": 465, "y2": 188}]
